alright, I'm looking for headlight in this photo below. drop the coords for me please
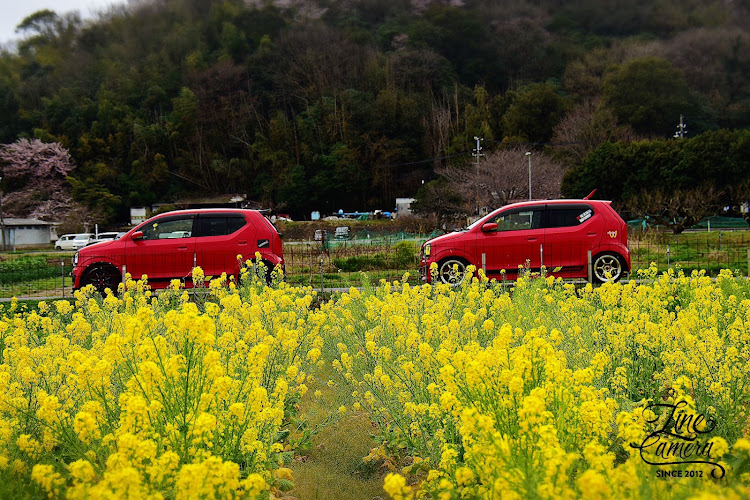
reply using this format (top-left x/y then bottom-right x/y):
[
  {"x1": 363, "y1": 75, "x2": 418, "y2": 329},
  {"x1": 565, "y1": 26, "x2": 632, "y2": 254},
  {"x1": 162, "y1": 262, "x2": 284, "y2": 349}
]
[
  {"x1": 423, "y1": 243, "x2": 431, "y2": 257},
  {"x1": 73, "y1": 252, "x2": 78, "y2": 266}
]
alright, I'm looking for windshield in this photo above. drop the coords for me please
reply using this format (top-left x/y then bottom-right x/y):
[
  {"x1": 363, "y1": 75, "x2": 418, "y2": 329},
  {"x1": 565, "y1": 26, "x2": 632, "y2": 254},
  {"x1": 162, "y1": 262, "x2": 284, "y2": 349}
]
[{"x1": 465, "y1": 215, "x2": 491, "y2": 231}]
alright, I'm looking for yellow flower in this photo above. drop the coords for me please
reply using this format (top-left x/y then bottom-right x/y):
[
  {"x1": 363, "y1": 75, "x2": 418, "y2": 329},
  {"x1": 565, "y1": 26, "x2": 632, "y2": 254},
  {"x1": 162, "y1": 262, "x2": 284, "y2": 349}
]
[
  {"x1": 383, "y1": 473, "x2": 411, "y2": 500},
  {"x1": 455, "y1": 466, "x2": 474, "y2": 486}
]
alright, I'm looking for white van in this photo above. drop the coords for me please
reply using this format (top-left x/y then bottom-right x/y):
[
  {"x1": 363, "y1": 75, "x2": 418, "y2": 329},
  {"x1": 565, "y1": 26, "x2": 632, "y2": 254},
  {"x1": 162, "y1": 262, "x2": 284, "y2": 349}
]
[{"x1": 55, "y1": 233, "x2": 93, "y2": 250}]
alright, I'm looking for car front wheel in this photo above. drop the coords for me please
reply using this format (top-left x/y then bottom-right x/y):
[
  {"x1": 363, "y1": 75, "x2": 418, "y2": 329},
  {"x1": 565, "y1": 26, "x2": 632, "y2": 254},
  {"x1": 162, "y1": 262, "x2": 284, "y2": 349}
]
[
  {"x1": 80, "y1": 264, "x2": 120, "y2": 295},
  {"x1": 437, "y1": 258, "x2": 469, "y2": 285}
]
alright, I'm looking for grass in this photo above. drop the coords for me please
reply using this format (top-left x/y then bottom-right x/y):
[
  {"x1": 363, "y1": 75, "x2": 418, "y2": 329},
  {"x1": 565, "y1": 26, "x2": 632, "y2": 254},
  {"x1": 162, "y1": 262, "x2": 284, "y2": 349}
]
[
  {"x1": 289, "y1": 409, "x2": 385, "y2": 500},
  {"x1": 0, "y1": 276, "x2": 75, "y2": 299},
  {"x1": 0, "y1": 251, "x2": 75, "y2": 299},
  {"x1": 287, "y1": 361, "x2": 386, "y2": 500},
  {"x1": 629, "y1": 230, "x2": 750, "y2": 276}
]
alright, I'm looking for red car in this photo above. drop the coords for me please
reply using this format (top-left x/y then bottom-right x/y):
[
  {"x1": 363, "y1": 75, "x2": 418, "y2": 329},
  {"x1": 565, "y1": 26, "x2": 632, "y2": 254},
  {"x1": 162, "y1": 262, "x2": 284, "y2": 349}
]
[
  {"x1": 72, "y1": 209, "x2": 284, "y2": 292},
  {"x1": 420, "y1": 199, "x2": 630, "y2": 284}
]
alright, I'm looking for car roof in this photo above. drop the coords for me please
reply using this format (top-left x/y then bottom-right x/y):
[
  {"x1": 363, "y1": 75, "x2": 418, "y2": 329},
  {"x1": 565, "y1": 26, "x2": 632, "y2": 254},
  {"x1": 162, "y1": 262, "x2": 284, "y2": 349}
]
[
  {"x1": 153, "y1": 208, "x2": 257, "y2": 216},
  {"x1": 501, "y1": 199, "x2": 611, "y2": 210}
]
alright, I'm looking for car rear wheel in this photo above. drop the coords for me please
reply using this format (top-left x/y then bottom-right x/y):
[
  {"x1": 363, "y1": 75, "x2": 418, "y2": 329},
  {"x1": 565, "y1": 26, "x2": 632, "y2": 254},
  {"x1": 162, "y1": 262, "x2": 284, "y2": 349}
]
[
  {"x1": 81, "y1": 264, "x2": 120, "y2": 295},
  {"x1": 438, "y1": 258, "x2": 469, "y2": 285},
  {"x1": 592, "y1": 253, "x2": 625, "y2": 283},
  {"x1": 241, "y1": 259, "x2": 277, "y2": 285}
]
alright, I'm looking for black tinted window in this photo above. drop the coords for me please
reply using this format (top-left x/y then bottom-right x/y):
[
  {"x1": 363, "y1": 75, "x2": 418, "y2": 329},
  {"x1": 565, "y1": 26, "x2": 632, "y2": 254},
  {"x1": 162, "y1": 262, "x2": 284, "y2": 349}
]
[
  {"x1": 200, "y1": 216, "x2": 246, "y2": 237},
  {"x1": 545, "y1": 206, "x2": 594, "y2": 228}
]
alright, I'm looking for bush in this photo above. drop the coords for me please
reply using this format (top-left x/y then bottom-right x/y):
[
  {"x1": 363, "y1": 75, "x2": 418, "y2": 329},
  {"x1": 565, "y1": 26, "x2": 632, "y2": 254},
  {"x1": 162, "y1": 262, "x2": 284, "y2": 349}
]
[
  {"x1": 332, "y1": 242, "x2": 417, "y2": 272},
  {"x1": 0, "y1": 255, "x2": 60, "y2": 284}
]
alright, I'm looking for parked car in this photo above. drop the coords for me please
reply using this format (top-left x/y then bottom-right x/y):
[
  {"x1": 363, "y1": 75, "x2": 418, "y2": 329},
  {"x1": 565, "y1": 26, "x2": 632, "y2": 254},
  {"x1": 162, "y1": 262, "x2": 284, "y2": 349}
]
[
  {"x1": 87, "y1": 232, "x2": 123, "y2": 245},
  {"x1": 72, "y1": 209, "x2": 284, "y2": 293},
  {"x1": 55, "y1": 233, "x2": 93, "y2": 250},
  {"x1": 420, "y1": 199, "x2": 630, "y2": 284},
  {"x1": 334, "y1": 226, "x2": 351, "y2": 239}
]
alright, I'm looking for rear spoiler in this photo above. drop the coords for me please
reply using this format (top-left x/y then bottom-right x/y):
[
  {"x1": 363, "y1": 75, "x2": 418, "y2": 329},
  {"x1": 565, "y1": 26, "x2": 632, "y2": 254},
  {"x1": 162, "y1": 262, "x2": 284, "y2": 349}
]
[{"x1": 583, "y1": 189, "x2": 597, "y2": 200}]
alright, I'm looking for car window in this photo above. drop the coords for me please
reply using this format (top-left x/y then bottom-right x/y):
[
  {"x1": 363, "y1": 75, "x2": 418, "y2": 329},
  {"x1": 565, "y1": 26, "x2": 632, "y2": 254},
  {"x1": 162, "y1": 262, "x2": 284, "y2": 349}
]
[
  {"x1": 489, "y1": 209, "x2": 542, "y2": 231},
  {"x1": 199, "y1": 216, "x2": 247, "y2": 237},
  {"x1": 544, "y1": 206, "x2": 594, "y2": 228},
  {"x1": 139, "y1": 217, "x2": 194, "y2": 240}
]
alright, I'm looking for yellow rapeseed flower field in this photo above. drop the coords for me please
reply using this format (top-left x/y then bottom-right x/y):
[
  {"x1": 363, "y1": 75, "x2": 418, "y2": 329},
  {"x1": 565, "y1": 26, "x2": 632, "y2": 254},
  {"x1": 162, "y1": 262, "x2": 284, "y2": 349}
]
[
  {"x1": 0, "y1": 266, "x2": 323, "y2": 498},
  {"x1": 0, "y1": 262, "x2": 748, "y2": 499},
  {"x1": 326, "y1": 266, "x2": 750, "y2": 499}
]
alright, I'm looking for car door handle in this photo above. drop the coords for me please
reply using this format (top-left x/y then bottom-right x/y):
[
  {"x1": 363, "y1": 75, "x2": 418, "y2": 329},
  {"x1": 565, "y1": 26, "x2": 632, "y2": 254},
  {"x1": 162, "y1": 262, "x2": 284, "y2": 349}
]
[
  {"x1": 178, "y1": 246, "x2": 188, "y2": 251},
  {"x1": 527, "y1": 237, "x2": 537, "y2": 241},
  {"x1": 587, "y1": 232, "x2": 597, "y2": 236},
  {"x1": 238, "y1": 241, "x2": 248, "y2": 245}
]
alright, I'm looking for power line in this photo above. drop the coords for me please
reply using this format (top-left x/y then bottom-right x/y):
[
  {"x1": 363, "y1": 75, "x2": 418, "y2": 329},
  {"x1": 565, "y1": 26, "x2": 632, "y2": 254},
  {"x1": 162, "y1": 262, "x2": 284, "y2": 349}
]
[{"x1": 384, "y1": 140, "x2": 584, "y2": 169}]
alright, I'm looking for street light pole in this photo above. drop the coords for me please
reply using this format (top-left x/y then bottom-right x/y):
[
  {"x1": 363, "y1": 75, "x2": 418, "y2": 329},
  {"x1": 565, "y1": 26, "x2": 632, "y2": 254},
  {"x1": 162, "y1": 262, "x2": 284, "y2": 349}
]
[
  {"x1": 472, "y1": 136, "x2": 484, "y2": 215},
  {"x1": 525, "y1": 152, "x2": 532, "y2": 200},
  {"x1": 0, "y1": 175, "x2": 5, "y2": 251}
]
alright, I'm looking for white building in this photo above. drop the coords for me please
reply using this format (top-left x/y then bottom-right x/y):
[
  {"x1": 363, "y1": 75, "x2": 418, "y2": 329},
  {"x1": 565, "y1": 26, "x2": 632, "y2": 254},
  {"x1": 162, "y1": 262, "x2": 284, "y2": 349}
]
[
  {"x1": 395, "y1": 198, "x2": 416, "y2": 216},
  {"x1": 130, "y1": 207, "x2": 148, "y2": 225},
  {"x1": 0, "y1": 218, "x2": 58, "y2": 249}
]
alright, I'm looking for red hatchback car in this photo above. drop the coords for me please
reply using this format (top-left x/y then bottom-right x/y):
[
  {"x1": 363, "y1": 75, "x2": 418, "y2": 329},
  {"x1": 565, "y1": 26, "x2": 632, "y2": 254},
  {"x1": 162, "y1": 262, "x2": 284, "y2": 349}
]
[
  {"x1": 72, "y1": 209, "x2": 284, "y2": 292},
  {"x1": 420, "y1": 199, "x2": 630, "y2": 284}
]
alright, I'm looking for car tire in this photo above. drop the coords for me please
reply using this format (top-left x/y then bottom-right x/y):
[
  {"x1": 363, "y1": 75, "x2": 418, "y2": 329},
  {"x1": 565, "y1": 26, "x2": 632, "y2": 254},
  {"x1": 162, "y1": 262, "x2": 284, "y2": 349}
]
[
  {"x1": 437, "y1": 257, "x2": 470, "y2": 285},
  {"x1": 242, "y1": 259, "x2": 276, "y2": 285},
  {"x1": 80, "y1": 264, "x2": 121, "y2": 295},
  {"x1": 592, "y1": 252, "x2": 625, "y2": 283}
]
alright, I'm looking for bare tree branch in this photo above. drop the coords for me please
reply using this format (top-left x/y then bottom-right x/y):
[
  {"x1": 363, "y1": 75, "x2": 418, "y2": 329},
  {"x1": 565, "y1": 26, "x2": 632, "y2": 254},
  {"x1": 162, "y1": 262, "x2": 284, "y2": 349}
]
[
  {"x1": 437, "y1": 147, "x2": 565, "y2": 213},
  {"x1": 626, "y1": 186, "x2": 723, "y2": 234}
]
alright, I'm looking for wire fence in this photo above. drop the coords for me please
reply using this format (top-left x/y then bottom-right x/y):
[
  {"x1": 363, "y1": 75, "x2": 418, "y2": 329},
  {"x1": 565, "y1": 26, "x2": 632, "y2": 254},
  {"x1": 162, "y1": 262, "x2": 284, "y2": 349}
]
[
  {"x1": 628, "y1": 229, "x2": 750, "y2": 276},
  {"x1": 0, "y1": 253, "x2": 75, "y2": 299},
  {"x1": 1, "y1": 230, "x2": 749, "y2": 299}
]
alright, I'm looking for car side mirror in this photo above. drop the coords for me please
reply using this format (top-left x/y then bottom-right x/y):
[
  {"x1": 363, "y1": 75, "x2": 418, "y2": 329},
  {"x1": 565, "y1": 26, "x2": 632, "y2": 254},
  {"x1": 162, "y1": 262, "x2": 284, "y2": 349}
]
[
  {"x1": 481, "y1": 222, "x2": 498, "y2": 232},
  {"x1": 131, "y1": 231, "x2": 144, "y2": 240}
]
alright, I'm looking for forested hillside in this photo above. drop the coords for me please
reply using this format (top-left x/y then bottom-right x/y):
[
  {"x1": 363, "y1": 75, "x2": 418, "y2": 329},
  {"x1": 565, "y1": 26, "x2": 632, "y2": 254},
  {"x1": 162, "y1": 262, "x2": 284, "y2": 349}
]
[{"x1": 1, "y1": 0, "x2": 750, "y2": 225}]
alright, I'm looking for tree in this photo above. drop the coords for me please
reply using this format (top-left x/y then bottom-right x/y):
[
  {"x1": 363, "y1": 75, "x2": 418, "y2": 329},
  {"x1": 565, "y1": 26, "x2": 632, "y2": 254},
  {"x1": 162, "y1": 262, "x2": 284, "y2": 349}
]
[
  {"x1": 411, "y1": 178, "x2": 465, "y2": 226},
  {"x1": 625, "y1": 186, "x2": 723, "y2": 234},
  {"x1": 562, "y1": 129, "x2": 750, "y2": 218},
  {"x1": 0, "y1": 138, "x2": 76, "y2": 219},
  {"x1": 601, "y1": 57, "x2": 713, "y2": 137},
  {"x1": 502, "y1": 83, "x2": 570, "y2": 143},
  {"x1": 551, "y1": 98, "x2": 639, "y2": 166},
  {"x1": 0, "y1": 57, "x2": 20, "y2": 144},
  {"x1": 439, "y1": 148, "x2": 565, "y2": 212}
]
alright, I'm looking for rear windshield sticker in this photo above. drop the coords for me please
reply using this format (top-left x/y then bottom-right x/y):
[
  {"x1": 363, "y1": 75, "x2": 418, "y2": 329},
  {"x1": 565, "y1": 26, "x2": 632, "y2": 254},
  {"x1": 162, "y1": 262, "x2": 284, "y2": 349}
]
[{"x1": 577, "y1": 209, "x2": 593, "y2": 223}]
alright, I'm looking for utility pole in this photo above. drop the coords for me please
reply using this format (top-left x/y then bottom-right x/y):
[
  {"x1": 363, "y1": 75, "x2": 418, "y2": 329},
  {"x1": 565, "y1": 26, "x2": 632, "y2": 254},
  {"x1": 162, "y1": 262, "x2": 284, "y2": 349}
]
[
  {"x1": 472, "y1": 136, "x2": 484, "y2": 215},
  {"x1": 674, "y1": 114, "x2": 687, "y2": 139}
]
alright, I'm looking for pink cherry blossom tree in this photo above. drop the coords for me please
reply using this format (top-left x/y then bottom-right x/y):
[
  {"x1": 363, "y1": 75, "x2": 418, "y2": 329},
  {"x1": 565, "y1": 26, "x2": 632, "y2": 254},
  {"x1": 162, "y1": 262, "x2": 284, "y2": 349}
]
[{"x1": 0, "y1": 139, "x2": 78, "y2": 221}]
